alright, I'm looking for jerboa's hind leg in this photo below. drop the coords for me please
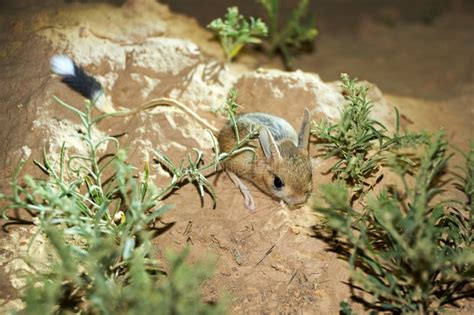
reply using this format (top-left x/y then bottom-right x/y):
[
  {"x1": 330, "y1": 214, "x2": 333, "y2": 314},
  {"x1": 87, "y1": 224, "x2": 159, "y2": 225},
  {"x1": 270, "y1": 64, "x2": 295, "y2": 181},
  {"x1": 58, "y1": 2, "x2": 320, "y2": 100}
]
[{"x1": 227, "y1": 171, "x2": 256, "y2": 212}]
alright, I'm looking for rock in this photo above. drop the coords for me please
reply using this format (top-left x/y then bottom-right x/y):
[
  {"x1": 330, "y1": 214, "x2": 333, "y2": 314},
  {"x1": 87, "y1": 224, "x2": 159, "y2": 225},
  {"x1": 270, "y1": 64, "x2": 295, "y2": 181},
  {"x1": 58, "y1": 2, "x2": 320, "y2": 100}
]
[{"x1": 235, "y1": 69, "x2": 395, "y2": 129}]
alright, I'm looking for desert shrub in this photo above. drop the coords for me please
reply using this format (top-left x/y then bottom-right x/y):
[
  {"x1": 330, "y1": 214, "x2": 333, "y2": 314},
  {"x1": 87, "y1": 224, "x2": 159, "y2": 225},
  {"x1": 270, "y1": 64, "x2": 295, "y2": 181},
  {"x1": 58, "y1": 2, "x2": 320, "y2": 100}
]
[
  {"x1": 258, "y1": 0, "x2": 318, "y2": 69},
  {"x1": 1, "y1": 91, "x2": 254, "y2": 313},
  {"x1": 153, "y1": 88, "x2": 258, "y2": 207},
  {"x1": 208, "y1": 2, "x2": 317, "y2": 68},
  {"x1": 21, "y1": 228, "x2": 222, "y2": 315},
  {"x1": 314, "y1": 132, "x2": 474, "y2": 313},
  {"x1": 207, "y1": 6, "x2": 268, "y2": 61},
  {"x1": 312, "y1": 73, "x2": 427, "y2": 194},
  {"x1": 453, "y1": 142, "x2": 474, "y2": 244}
]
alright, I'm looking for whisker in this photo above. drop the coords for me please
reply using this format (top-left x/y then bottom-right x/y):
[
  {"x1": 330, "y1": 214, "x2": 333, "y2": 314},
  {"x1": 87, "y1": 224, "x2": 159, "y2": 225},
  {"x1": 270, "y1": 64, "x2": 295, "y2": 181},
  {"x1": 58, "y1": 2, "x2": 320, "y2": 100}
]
[
  {"x1": 215, "y1": 183, "x2": 272, "y2": 200},
  {"x1": 257, "y1": 202, "x2": 282, "y2": 213},
  {"x1": 216, "y1": 184, "x2": 262, "y2": 194}
]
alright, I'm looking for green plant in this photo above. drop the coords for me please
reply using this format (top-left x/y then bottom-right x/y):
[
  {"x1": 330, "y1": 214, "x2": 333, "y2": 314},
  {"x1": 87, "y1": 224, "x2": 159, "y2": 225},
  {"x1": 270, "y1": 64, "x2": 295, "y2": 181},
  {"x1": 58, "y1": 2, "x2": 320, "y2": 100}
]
[
  {"x1": 312, "y1": 73, "x2": 427, "y2": 194},
  {"x1": 2, "y1": 97, "x2": 176, "y2": 241},
  {"x1": 339, "y1": 300, "x2": 355, "y2": 315},
  {"x1": 314, "y1": 132, "x2": 474, "y2": 313},
  {"x1": 207, "y1": 6, "x2": 268, "y2": 61},
  {"x1": 21, "y1": 227, "x2": 223, "y2": 315},
  {"x1": 258, "y1": 0, "x2": 318, "y2": 69},
  {"x1": 153, "y1": 89, "x2": 258, "y2": 208},
  {"x1": 1, "y1": 90, "x2": 255, "y2": 313},
  {"x1": 453, "y1": 142, "x2": 474, "y2": 245}
]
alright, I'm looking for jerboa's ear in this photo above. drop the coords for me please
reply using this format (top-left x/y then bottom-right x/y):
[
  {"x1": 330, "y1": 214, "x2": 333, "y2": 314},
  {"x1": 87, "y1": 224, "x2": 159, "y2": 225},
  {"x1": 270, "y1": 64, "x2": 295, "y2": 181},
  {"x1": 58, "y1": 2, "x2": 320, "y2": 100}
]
[
  {"x1": 259, "y1": 127, "x2": 282, "y2": 161},
  {"x1": 298, "y1": 108, "x2": 311, "y2": 151}
]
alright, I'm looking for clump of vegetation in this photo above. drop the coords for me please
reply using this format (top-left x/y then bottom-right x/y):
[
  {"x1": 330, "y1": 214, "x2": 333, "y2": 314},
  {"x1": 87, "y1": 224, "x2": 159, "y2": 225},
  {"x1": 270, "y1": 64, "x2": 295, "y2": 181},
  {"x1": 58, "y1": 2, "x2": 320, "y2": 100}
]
[
  {"x1": 258, "y1": 0, "x2": 318, "y2": 69},
  {"x1": 312, "y1": 73, "x2": 427, "y2": 194},
  {"x1": 339, "y1": 300, "x2": 355, "y2": 315},
  {"x1": 207, "y1": 6, "x2": 268, "y2": 61},
  {"x1": 313, "y1": 73, "x2": 473, "y2": 312},
  {"x1": 0, "y1": 90, "x2": 254, "y2": 313},
  {"x1": 20, "y1": 227, "x2": 221, "y2": 314},
  {"x1": 314, "y1": 133, "x2": 474, "y2": 313},
  {"x1": 153, "y1": 89, "x2": 258, "y2": 208}
]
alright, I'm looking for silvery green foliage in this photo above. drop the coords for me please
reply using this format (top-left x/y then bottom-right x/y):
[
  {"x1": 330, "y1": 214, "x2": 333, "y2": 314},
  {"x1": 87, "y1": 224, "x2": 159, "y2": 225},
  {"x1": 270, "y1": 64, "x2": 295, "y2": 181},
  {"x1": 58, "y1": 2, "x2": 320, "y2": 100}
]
[
  {"x1": 153, "y1": 88, "x2": 258, "y2": 208},
  {"x1": 0, "y1": 94, "x2": 242, "y2": 313},
  {"x1": 207, "y1": 6, "x2": 268, "y2": 61},
  {"x1": 316, "y1": 133, "x2": 474, "y2": 313},
  {"x1": 312, "y1": 73, "x2": 428, "y2": 194},
  {"x1": 258, "y1": 0, "x2": 318, "y2": 68}
]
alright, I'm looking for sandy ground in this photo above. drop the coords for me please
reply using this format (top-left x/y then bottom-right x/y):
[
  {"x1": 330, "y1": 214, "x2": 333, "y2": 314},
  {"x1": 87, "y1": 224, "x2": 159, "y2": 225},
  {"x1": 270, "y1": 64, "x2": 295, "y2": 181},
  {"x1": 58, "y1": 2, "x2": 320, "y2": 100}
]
[{"x1": 0, "y1": 0, "x2": 472, "y2": 313}]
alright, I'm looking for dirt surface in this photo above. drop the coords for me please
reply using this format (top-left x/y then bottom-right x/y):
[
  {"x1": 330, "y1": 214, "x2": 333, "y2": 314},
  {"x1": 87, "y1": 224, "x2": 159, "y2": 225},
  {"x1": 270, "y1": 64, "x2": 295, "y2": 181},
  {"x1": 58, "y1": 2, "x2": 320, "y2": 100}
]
[{"x1": 0, "y1": 0, "x2": 473, "y2": 314}]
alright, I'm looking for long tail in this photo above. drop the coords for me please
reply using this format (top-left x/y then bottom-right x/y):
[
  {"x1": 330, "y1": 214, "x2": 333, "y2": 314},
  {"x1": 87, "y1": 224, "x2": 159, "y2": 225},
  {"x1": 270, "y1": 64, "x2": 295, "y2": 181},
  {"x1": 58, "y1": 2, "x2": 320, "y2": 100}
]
[
  {"x1": 50, "y1": 55, "x2": 218, "y2": 132},
  {"x1": 50, "y1": 55, "x2": 114, "y2": 113}
]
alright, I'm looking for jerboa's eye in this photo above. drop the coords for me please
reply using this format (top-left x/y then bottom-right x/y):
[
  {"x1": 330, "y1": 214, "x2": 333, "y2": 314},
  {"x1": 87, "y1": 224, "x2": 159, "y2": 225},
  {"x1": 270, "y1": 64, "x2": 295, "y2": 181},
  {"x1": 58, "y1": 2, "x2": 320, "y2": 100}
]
[{"x1": 273, "y1": 176, "x2": 284, "y2": 189}]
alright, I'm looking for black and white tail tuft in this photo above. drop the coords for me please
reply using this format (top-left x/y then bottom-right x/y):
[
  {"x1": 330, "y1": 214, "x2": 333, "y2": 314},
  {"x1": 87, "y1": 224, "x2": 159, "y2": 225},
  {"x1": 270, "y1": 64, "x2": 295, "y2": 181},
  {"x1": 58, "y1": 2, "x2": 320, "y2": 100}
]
[{"x1": 50, "y1": 55, "x2": 114, "y2": 113}]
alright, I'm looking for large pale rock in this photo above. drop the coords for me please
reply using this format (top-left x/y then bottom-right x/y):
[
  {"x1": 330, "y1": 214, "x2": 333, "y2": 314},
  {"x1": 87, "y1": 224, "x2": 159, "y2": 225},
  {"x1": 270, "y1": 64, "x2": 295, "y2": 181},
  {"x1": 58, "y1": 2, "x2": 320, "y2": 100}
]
[{"x1": 235, "y1": 69, "x2": 395, "y2": 129}]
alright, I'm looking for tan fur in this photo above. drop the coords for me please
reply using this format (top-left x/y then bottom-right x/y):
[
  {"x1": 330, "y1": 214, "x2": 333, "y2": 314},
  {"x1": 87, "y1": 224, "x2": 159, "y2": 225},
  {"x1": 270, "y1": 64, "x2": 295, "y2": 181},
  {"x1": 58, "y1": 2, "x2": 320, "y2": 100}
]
[{"x1": 218, "y1": 109, "x2": 312, "y2": 207}]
